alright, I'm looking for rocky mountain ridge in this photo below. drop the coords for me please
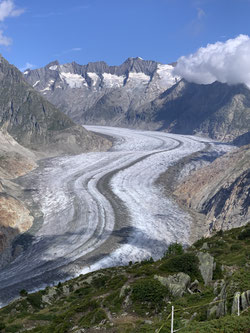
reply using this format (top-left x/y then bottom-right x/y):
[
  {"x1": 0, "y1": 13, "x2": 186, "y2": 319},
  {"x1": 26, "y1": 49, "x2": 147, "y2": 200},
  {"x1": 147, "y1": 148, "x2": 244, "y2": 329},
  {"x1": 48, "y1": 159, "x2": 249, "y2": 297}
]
[
  {"x1": 24, "y1": 57, "x2": 180, "y2": 125},
  {"x1": 24, "y1": 58, "x2": 250, "y2": 142}
]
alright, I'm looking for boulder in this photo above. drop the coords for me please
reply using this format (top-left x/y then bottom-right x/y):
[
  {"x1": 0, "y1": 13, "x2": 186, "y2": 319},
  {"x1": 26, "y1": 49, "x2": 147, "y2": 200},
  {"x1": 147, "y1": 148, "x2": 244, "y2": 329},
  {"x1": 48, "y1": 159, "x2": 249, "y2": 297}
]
[
  {"x1": 241, "y1": 290, "x2": 250, "y2": 310},
  {"x1": 197, "y1": 252, "x2": 214, "y2": 285},
  {"x1": 154, "y1": 273, "x2": 191, "y2": 298},
  {"x1": 231, "y1": 292, "x2": 241, "y2": 315}
]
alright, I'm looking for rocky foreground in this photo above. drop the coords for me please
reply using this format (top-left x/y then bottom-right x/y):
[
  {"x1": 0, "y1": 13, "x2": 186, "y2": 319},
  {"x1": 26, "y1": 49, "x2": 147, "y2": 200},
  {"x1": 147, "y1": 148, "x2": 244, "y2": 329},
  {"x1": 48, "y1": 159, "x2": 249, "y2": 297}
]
[{"x1": 0, "y1": 224, "x2": 249, "y2": 333}]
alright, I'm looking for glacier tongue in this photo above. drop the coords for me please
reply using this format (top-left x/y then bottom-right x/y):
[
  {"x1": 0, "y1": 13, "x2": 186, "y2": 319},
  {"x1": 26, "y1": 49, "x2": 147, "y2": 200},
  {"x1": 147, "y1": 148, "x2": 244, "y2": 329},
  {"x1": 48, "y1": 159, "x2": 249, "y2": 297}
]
[{"x1": 0, "y1": 126, "x2": 234, "y2": 306}]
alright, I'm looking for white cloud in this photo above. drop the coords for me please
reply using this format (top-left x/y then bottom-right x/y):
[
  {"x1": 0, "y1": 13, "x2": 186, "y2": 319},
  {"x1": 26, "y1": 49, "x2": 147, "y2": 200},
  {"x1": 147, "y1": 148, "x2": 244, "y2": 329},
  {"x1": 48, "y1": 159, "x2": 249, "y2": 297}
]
[
  {"x1": 0, "y1": 29, "x2": 11, "y2": 45},
  {"x1": 0, "y1": 0, "x2": 24, "y2": 46},
  {"x1": 173, "y1": 34, "x2": 250, "y2": 88},
  {"x1": 0, "y1": 0, "x2": 24, "y2": 21},
  {"x1": 20, "y1": 62, "x2": 36, "y2": 72}
]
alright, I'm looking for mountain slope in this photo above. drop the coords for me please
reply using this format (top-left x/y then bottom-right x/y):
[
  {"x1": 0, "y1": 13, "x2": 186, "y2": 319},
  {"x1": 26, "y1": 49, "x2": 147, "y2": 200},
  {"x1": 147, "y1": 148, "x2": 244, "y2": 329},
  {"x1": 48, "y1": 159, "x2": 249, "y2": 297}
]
[
  {"x1": 0, "y1": 55, "x2": 111, "y2": 155},
  {"x1": 174, "y1": 145, "x2": 250, "y2": 234},
  {"x1": 23, "y1": 57, "x2": 179, "y2": 125},
  {"x1": 0, "y1": 55, "x2": 111, "y2": 269},
  {"x1": 0, "y1": 224, "x2": 249, "y2": 332},
  {"x1": 138, "y1": 80, "x2": 250, "y2": 141}
]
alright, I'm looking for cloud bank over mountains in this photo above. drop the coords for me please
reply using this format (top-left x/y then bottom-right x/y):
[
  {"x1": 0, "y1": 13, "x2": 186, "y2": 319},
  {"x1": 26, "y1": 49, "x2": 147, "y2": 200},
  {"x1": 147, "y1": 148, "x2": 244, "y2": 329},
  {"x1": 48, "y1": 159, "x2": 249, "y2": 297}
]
[{"x1": 173, "y1": 34, "x2": 250, "y2": 88}]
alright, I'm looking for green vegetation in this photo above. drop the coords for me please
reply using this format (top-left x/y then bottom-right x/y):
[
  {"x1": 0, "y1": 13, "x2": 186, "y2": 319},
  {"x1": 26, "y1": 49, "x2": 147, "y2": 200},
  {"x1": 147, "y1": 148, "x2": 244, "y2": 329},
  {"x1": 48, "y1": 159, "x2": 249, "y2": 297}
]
[
  {"x1": 131, "y1": 278, "x2": 169, "y2": 304},
  {"x1": 164, "y1": 242, "x2": 184, "y2": 258},
  {"x1": 0, "y1": 224, "x2": 249, "y2": 333},
  {"x1": 160, "y1": 253, "x2": 202, "y2": 281}
]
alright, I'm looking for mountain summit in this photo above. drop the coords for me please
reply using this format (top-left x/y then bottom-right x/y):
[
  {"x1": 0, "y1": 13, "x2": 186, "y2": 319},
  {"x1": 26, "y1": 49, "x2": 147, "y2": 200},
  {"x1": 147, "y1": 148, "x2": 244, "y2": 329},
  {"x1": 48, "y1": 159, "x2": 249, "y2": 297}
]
[{"x1": 24, "y1": 58, "x2": 179, "y2": 125}]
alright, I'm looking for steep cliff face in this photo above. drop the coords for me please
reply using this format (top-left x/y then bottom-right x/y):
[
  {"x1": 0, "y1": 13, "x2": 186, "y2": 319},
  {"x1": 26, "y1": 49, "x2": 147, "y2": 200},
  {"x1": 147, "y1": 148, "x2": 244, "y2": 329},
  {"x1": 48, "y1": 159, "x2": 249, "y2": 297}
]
[{"x1": 174, "y1": 145, "x2": 250, "y2": 234}]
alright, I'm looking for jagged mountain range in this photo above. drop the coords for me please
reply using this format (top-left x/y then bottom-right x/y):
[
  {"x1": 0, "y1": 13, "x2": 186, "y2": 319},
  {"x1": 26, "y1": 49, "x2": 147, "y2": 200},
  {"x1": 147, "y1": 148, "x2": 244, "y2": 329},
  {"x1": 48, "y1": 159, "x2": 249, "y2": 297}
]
[
  {"x1": 23, "y1": 57, "x2": 180, "y2": 126},
  {"x1": 24, "y1": 57, "x2": 250, "y2": 142}
]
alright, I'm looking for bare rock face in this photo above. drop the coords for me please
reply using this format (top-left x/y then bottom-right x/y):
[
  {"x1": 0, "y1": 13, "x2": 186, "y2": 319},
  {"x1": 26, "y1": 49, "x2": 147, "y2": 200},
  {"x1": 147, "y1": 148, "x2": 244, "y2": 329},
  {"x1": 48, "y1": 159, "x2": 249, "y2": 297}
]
[
  {"x1": 175, "y1": 145, "x2": 250, "y2": 234},
  {"x1": 0, "y1": 194, "x2": 33, "y2": 266},
  {"x1": 197, "y1": 252, "x2": 214, "y2": 285},
  {"x1": 154, "y1": 273, "x2": 191, "y2": 297}
]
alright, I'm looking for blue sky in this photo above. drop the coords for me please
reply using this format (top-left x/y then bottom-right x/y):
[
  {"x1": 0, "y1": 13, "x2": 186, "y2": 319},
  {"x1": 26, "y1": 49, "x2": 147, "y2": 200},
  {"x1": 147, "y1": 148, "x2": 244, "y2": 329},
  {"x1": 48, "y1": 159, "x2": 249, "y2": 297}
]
[{"x1": 0, "y1": 0, "x2": 249, "y2": 70}]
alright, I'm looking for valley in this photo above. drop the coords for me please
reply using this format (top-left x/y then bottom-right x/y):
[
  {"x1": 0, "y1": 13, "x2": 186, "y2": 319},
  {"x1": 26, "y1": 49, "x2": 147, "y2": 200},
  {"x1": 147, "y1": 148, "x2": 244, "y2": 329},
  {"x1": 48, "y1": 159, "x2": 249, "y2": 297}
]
[{"x1": 0, "y1": 126, "x2": 233, "y2": 306}]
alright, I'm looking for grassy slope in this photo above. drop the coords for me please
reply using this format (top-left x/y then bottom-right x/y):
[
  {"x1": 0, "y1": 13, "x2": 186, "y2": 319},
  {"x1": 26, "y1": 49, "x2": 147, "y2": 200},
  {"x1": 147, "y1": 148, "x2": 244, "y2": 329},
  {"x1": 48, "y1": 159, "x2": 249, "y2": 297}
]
[{"x1": 0, "y1": 224, "x2": 249, "y2": 333}]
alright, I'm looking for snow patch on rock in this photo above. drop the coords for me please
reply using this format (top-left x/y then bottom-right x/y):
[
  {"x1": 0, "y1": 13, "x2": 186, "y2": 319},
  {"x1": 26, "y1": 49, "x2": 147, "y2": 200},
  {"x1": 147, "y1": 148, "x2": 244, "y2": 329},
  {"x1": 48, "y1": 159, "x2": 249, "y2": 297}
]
[
  {"x1": 60, "y1": 72, "x2": 86, "y2": 88},
  {"x1": 103, "y1": 73, "x2": 125, "y2": 88},
  {"x1": 87, "y1": 72, "x2": 100, "y2": 86}
]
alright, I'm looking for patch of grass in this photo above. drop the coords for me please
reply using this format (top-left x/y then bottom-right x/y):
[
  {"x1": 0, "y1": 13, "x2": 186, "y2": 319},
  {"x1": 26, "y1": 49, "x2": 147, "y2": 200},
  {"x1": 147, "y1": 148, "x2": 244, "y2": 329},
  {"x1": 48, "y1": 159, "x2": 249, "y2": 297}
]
[
  {"x1": 5, "y1": 324, "x2": 23, "y2": 332},
  {"x1": 103, "y1": 290, "x2": 125, "y2": 313},
  {"x1": 29, "y1": 313, "x2": 56, "y2": 321},
  {"x1": 180, "y1": 313, "x2": 250, "y2": 333},
  {"x1": 78, "y1": 308, "x2": 107, "y2": 328}
]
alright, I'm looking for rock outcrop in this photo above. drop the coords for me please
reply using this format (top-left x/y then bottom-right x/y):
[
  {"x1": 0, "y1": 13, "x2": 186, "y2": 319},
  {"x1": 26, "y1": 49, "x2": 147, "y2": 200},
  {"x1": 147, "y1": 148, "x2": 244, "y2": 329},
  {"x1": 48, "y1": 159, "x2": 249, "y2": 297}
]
[
  {"x1": 174, "y1": 145, "x2": 250, "y2": 234},
  {"x1": 154, "y1": 273, "x2": 191, "y2": 297}
]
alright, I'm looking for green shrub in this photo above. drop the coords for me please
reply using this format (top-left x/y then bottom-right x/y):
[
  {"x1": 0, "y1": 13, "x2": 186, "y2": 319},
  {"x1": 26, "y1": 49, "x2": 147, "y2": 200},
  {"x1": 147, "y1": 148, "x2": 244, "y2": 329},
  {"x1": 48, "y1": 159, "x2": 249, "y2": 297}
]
[
  {"x1": 103, "y1": 290, "x2": 125, "y2": 313},
  {"x1": 180, "y1": 313, "x2": 250, "y2": 333},
  {"x1": 27, "y1": 292, "x2": 43, "y2": 309},
  {"x1": 5, "y1": 324, "x2": 23, "y2": 332},
  {"x1": 92, "y1": 275, "x2": 109, "y2": 289},
  {"x1": 230, "y1": 243, "x2": 242, "y2": 252},
  {"x1": 0, "y1": 322, "x2": 6, "y2": 329},
  {"x1": 213, "y1": 263, "x2": 223, "y2": 280},
  {"x1": 160, "y1": 253, "x2": 202, "y2": 281},
  {"x1": 164, "y1": 243, "x2": 184, "y2": 258},
  {"x1": 19, "y1": 289, "x2": 28, "y2": 297},
  {"x1": 238, "y1": 227, "x2": 250, "y2": 240},
  {"x1": 78, "y1": 308, "x2": 106, "y2": 328},
  {"x1": 131, "y1": 278, "x2": 168, "y2": 304}
]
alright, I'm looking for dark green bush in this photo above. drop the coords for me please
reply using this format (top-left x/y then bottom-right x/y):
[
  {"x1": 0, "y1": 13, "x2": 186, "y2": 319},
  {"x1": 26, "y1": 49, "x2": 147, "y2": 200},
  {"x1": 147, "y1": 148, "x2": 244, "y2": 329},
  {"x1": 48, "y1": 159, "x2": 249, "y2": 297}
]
[
  {"x1": 213, "y1": 263, "x2": 223, "y2": 280},
  {"x1": 160, "y1": 253, "x2": 202, "y2": 281},
  {"x1": 27, "y1": 292, "x2": 43, "y2": 309},
  {"x1": 0, "y1": 322, "x2": 6, "y2": 329},
  {"x1": 131, "y1": 278, "x2": 168, "y2": 304},
  {"x1": 5, "y1": 324, "x2": 23, "y2": 332},
  {"x1": 230, "y1": 243, "x2": 242, "y2": 252},
  {"x1": 238, "y1": 227, "x2": 250, "y2": 240},
  {"x1": 164, "y1": 243, "x2": 184, "y2": 258},
  {"x1": 92, "y1": 275, "x2": 109, "y2": 289},
  {"x1": 19, "y1": 289, "x2": 28, "y2": 297}
]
